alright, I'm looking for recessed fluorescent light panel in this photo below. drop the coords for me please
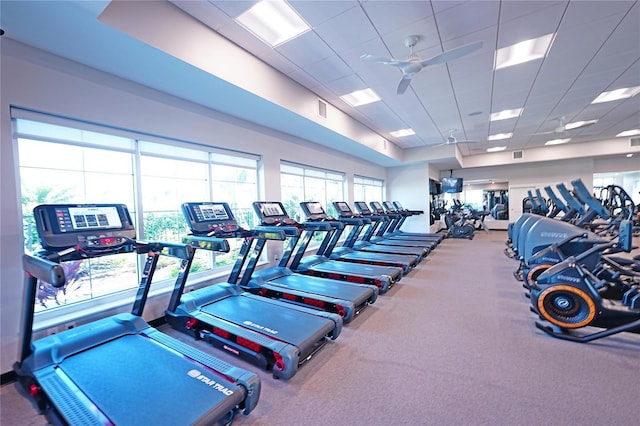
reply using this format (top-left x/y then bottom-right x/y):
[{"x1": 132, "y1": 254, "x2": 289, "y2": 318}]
[
  {"x1": 591, "y1": 86, "x2": 640, "y2": 104},
  {"x1": 487, "y1": 146, "x2": 506, "y2": 152},
  {"x1": 545, "y1": 138, "x2": 571, "y2": 146},
  {"x1": 617, "y1": 129, "x2": 640, "y2": 137},
  {"x1": 494, "y1": 33, "x2": 555, "y2": 70},
  {"x1": 487, "y1": 133, "x2": 512, "y2": 141},
  {"x1": 235, "y1": 0, "x2": 310, "y2": 47},
  {"x1": 565, "y1": 119, "x2": 598, "y2": 130},
  {"x1": 490, "y1": 108, "x2": 523, "y2": 121},
  {"x1": 340, "y1": 89, "x2": 381, "y2": 107},
  {"x1": 390, "y1": 129, "x2": 415, "y2": 138}
]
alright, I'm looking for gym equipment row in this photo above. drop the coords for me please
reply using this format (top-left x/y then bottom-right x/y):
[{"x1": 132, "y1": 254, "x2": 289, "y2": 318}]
[
  {"x1": 14, "y1": 199, "x2": 444, "y2": 425},
  {"x1": 505, "y1": 179, "x2": 639, "y2": 343}
]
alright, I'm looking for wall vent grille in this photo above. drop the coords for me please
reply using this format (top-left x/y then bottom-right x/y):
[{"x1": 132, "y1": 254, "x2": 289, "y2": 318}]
[
  {"x1": 513, "y1": 150, "x2": 523, "y2": 159},
  {"x1": 318, "y1": 99, "x2": 327, "y2": 118}
]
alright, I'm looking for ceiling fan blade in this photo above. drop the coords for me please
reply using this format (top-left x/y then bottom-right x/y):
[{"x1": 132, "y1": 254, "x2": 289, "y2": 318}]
[
  {"x1": 397, "y1": 75, "x2": 412, "y2": 95},
  {"x1": 360, "y1": 54, "x2": 408, "y2": 68},
  {"x1": 420, "y1": 41, "x2": 483, "y2": 67}
]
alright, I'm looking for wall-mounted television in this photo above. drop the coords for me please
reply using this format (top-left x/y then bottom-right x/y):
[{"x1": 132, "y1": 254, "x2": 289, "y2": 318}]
[{"x1": 441, "y1": 177, "x2": 463, "y2": 193}]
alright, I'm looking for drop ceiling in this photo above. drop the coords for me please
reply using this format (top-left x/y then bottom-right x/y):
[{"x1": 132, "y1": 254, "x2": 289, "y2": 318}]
[{"x1": 1, "y1": 0, "x2": 639, "y2": 168}]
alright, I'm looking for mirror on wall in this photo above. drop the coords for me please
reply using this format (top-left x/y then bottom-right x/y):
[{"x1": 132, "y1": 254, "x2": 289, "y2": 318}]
[
  {"x1": 429, "y1": 178, "x2": 509, "y2": 229},
  {"x1": 593, "y1": 171, "x2": 640, "y2": 206}
]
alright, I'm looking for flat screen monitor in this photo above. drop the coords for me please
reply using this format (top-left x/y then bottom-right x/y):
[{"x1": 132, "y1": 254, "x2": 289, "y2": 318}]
[{"x1": 441, "y1": 177, "x2": 463, "y2": 193}]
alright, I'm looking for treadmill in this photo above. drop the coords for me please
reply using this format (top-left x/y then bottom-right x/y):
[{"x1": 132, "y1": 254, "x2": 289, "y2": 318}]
[
  {"x1": 166, "y1": 201, "x2": 342, "y2": 380},
  {"x1": 333, "y1": 201, "x2": 431, "y2": 259},
  {"x1": 340, "y1": 201, "x2": 431, "y2": 259},
  {"x1": 387, "y1": 201, "x2": 445, "y2": 243},
  {"x1": 253, "y1": 201, "x2": 403, "y2": 294},
  {"x1": 14, "y1": 203, "x2": 260, "y2": 425},
  {"x1": 301, "y1": 201, "x2": 420, "y2": 273},
  {"x1": 368, "y1": 201, "x2": 439, "y2": 249},
  {"x1": 176, "y1": 202, "x2": 376, "y2": 323}
]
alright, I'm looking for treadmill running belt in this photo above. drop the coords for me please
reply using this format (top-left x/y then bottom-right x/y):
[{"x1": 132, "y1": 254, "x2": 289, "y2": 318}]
[
  {"x1": 200, "y1": 296, "x2": 331, "y2": 346},
  {"x1": 58, "y1": 334, "x2": 240, "y2": 425}
]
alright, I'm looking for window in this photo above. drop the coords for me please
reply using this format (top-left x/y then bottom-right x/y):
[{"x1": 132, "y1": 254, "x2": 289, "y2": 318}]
[
  {"x1": 15, "y1": 115, "x2": 259, "y2": 314},
  {"x1": 280, "y1": 162, "x2": 345, "y2": 220},
  {"x1": 353, "y1": 175, "x2": 384, "y2": 204}
]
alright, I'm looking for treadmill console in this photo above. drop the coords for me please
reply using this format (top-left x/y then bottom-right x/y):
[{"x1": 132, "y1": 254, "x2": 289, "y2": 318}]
[
  {"x1": 369, "y1": 202, "x2": 385, "y2": 214},
  {"x1": 252, "y1": 201, "x2": 297, "y2": 226},
  {"x1": 393, "y1": 201, "x2": 404, "y2": 210},
  {"x1": 353, "y1": 201, "x2": 373, "y2": 215},
  {"x1": 382, "y1": 201, "x2": 396, "y2": 212},
  {"x1": 181, "y1": 202, "x2": 243, "y2": 236},
  {"x1": 333, "y1": 202, "x2": 354, "y2": 217},
  {"x1": 34, "y1": 204, "x2": 135, "y2": 250},
  {"x1": 300, "y1": 202, "x2": 329, "y2": 221}
]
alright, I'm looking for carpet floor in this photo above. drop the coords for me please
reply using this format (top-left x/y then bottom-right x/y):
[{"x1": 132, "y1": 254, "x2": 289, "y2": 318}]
[{"x1": 2, "y1": 229, "x2": 638, "y2": 425}]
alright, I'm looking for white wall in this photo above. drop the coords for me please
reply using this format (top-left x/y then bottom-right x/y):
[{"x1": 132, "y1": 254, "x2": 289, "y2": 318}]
[
  {"x1": 0, "y1": 41, "x2": 387, "y2": 374},
  {"x1": 434, "y1": 159, "x2": 597, "y2": 223},
  {"x1": 388, "y1": 162, "x2": 431, "y2": 232}
]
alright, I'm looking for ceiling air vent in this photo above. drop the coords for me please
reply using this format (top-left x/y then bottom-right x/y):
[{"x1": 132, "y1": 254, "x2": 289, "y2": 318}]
[
  {"x1": 318, "y1": 99, "x2": 327, "y2": 118},
  {"x1": 630, "y1": 137, "x2": 640, "y2": 147},
  {"x1": 513, "y1": 150, "x2": 523, "y2": 160}
]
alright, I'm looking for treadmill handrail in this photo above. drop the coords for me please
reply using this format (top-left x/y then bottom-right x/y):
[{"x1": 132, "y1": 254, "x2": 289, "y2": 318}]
[{"x1": 22, "y1": 254, "x2": 67, "y2": 288}]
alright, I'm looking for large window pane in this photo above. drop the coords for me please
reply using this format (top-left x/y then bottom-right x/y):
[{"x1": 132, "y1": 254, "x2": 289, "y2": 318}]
[
  {"x1": 280, "y1": 161, "x2": 345, "y2": 241},
  {"x1": 18, "y1": 136, "x2": 138, "y2": 312},
  {"x1": 16, "y1": 118, "x2": 259, "y2": 316},
  {"x1": 354, "y1": 175, "x2": 384, "y2": 207}
]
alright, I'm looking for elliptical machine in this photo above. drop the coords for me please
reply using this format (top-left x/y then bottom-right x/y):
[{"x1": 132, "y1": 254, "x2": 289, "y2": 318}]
[
  {"x1": 529, "y1": 220, "x2": 640, "y2": 343},
  {"x1": 443, "y1": 200, "x2": 475, "y2": 239}
]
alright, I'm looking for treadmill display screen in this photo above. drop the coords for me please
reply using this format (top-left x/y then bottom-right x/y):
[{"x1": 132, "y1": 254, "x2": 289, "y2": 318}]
[
  {"x1": 191, "y1": 203, "x2": 230, "y2": 222},
  {"x1": 334, "y1": 202, "x2": 350, "y2": 213},
  {"x1": 305, "y1": 202, "x2": 324, "y2": 215},
  {"x1": 258, "y1": 202, "x2": 285, "y2": 218},
  {"x1": 370, "y1": 202, "x2": 383, "y2": 212},
  {"x1": 56, "y1": 206, "x2": 123, "y2": 233},
  {"x1": 354, "y1": 202, "x2": 370, "y2": 213}
]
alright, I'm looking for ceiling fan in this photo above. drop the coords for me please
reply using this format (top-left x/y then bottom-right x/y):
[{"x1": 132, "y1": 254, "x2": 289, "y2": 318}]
[
  {"x1": 435, "y1": 130, "x2": 479, "y2": 147},
  {"x1": 361, "y1": 35, "x2": 483, "y2": 95},
  {"x1": 536, "y1": 116, "x2": 598, "y2": 137}
]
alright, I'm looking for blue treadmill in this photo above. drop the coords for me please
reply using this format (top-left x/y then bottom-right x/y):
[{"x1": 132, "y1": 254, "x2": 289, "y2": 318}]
[
  {"x1": 14, "y1": 203, "x2": 260, "y2": 425},
  {"x1": 386, "y1": 201, "x2": 445, "y2": 243},
  {"x1": 253, "y1": 201, "x2": 403, "y2": 294},
  {"x1": 166, "y1": 202, "x2": 342, "y2": 379},
  {"x1": 369, "y1": 201, "x2": 440, "y2": 249},
  {"x1": 300, "y1": 201, "x2": 420, "y2": 273},
  {"x1": 333, "y1": 201, "x2": 429, "y2": 258}
]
